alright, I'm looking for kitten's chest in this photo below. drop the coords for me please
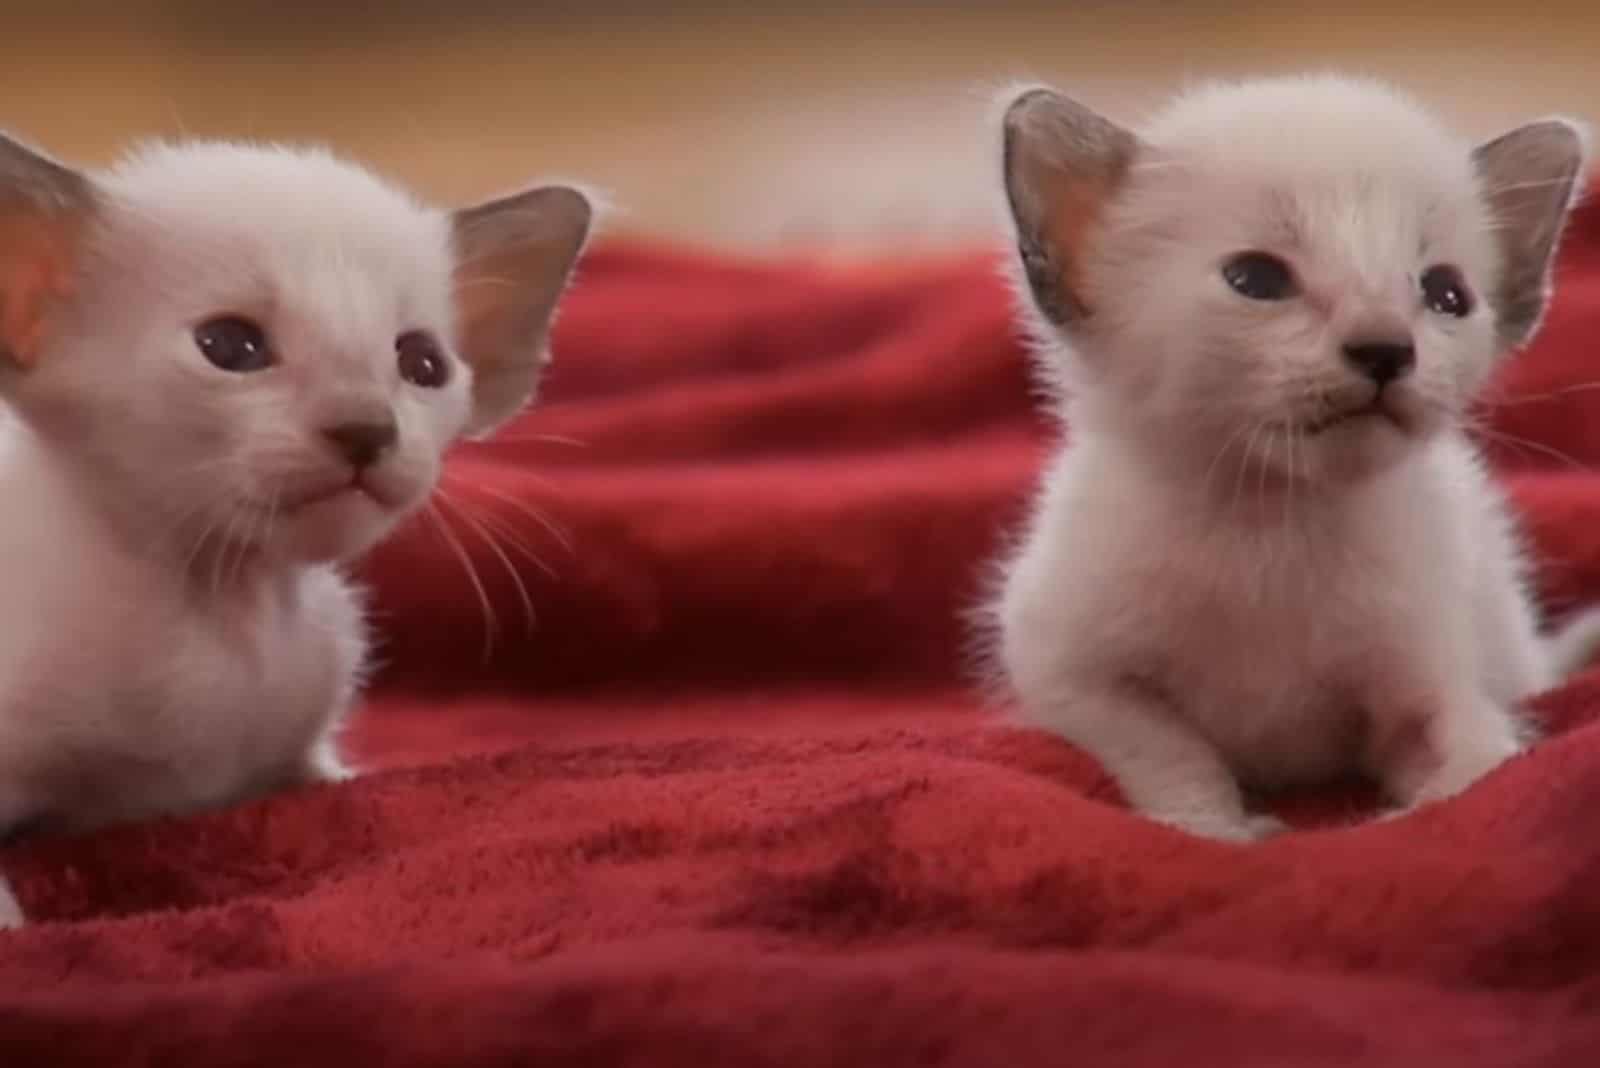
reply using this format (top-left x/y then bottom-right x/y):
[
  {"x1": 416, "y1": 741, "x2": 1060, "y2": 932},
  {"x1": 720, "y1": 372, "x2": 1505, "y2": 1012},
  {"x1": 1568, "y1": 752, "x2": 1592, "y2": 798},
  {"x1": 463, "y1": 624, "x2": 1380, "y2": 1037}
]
[
  {"x1": 147, "y1": 570, "x2": 362, "y2": 797},
  {"x1": 175, "y1": 588, "x2": 340, "y2": 740},
  {"x1": 35, "y1": 565, "x2": 368, "y2": 830},
  {"x1": 1136, "y1": 518, "x2": 1423, "y2": 787}
]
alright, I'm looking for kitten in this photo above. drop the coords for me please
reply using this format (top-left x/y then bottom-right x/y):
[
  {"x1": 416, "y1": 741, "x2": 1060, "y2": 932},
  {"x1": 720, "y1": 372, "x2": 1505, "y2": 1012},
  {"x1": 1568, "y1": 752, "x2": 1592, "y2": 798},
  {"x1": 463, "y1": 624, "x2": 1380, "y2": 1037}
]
[
  {"x1": 988, "y1": 74, "x2": 1598, "y2": 842},
  {"x1": 0, "y1": 135, "x2": 592, "y2": 924}
]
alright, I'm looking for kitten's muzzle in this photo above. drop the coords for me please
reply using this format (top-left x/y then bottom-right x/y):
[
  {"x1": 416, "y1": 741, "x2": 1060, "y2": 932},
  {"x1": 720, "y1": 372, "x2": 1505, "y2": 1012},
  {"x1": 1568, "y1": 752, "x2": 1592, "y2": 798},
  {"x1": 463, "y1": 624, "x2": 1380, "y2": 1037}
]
[
  {"x1": 1341, "y1": 337, "x2": 1415, "y2": 387},
  {"x1": 322, "y1": 419, "x2": 398, "y2": 469},
  {"x1": 1297, "y1": 335, "x2": 1418, "y2": 435},
  {"x1": 1299, "y1": 383, "x2": 1418, "y2": 437}
]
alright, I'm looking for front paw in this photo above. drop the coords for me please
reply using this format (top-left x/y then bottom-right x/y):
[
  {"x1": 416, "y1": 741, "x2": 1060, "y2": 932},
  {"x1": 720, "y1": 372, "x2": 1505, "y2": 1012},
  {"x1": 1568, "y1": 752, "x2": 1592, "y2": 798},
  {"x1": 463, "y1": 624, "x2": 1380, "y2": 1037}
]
[
  {"x1": 1153, "y1": 810, "x2": 1285, "y2": 843},
  {"x1": 1242, "y1": 813, "x2": 1289, "y2": 839},
  {"x1": 300, "y1": 737, "x2": 356, "y2": 785},
  {"x1": 1399, "y1": 725, "x2": 1520, "y2": 808},
  {"x1": 0, "y1": 876, "x2": 24, "y2": 930},
  {"x1": 1372, "y1": 695, "x2": 1523, "y2": 808}
]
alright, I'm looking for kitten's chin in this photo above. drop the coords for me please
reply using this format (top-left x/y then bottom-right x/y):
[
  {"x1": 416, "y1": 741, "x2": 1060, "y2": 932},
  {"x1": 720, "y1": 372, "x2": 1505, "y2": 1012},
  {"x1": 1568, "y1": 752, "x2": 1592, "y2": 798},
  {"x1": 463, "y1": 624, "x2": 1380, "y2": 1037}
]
[
  {"x1": 271, "y1": 493, "x2": 401, "y2": 563},
  {"x1": 1280, "y1": 414, "x2": 1436, "y2": 485}
]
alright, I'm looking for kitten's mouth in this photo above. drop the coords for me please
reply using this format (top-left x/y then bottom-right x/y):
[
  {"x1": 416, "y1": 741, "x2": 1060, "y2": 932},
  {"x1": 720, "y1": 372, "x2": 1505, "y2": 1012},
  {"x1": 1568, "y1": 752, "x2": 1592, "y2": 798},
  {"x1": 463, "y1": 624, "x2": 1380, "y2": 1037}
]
[
  {"x1": 1303, "y1": 406, "x2": 1383, "y2": 435},
  {"x1": 1296, "y1": 397, "x2": 1411, "y2": 436},
  {"x1": 279, "y1": 477, "x2": 395, "y2": 513},
  {"x1": 280, "y1": 482, "x2": 358, "y2": 511}
]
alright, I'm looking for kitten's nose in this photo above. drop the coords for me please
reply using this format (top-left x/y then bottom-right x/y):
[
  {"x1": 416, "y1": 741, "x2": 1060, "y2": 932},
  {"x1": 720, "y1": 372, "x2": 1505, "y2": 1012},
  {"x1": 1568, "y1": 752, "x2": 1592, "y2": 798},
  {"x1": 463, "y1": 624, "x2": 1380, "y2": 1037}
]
[
  {"x1": 1341, "y1": 337, "x2": 1416, "y2": 387},
  {"x1": 322, "y1": 420, "x2": 398, "y2": 468}
]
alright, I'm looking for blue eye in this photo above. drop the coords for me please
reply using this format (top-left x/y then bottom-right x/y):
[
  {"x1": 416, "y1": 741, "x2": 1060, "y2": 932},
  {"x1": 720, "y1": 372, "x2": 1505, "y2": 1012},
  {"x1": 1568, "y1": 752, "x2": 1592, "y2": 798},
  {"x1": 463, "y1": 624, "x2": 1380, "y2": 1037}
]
[
  {"x1": 1221, "y1": 251, "x2": 1297, "y2": 301},
  {"x1": 1421, "y1": 264, "x2": 1473, "y2": 318},
  {"x1": 194, "y1": 316, "x2": 273, "y2": 373}
]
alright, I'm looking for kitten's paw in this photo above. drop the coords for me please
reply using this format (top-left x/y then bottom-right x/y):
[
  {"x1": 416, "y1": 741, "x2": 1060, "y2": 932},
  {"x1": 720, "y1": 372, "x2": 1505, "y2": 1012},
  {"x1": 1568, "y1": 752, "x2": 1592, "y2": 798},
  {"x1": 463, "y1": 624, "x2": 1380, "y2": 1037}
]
[
  {"x1": 1407, "y1": 734, "x2": 1519, "y2": 808},
  {"x1": 0, "y1": 876, "x2": 24, "y2": 930},
  {"x1": 1376, "y1": 696, "x2": 1522, "y2": 808},
  {"x1": 299, "y1": 738, "x2": 356, "y2": 785},
  {"x1": 1244, "y1": 813, "x2": 1289, "y2": 839},
  {"x1": 305, "y1": 754, "x2": 355, "y2": 784},
  {"x1": 1153, "y1": 810, "x2": 1284, "y2": 843}
]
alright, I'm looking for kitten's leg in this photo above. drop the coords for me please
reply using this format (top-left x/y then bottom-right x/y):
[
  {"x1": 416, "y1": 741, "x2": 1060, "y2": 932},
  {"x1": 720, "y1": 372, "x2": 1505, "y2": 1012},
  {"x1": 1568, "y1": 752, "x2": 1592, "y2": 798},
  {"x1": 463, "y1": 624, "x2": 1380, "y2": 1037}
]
[
  {"x1": 1028, "y1": 686, "x2": 1279, "y2": 842},
  {"x1": 299, "y1": 730, "x2": 354, "y2": 784},
  {"x1": 295, "y1": 568, "x2": 365, "y2": 786},
  {"x1": 1368, "y1": 687, "x2": 1523, "y2": 810},
  {"x1": 1366, "y1": 578, "x2": 1529, "y2": 815},
  {"x1": 0, "y1": 875, "x2": 21, "y2": 930},
  {"x1": 0, "y1": 787, "x2": 29, "y2": 930}
]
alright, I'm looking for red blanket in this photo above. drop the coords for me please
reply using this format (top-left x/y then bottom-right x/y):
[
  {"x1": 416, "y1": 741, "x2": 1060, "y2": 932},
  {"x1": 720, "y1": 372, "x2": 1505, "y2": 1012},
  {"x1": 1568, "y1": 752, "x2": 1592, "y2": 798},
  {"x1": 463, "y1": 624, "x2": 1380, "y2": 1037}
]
[{"x1": 8, "y1": 209, "x2": 1600, "y2": 1064}]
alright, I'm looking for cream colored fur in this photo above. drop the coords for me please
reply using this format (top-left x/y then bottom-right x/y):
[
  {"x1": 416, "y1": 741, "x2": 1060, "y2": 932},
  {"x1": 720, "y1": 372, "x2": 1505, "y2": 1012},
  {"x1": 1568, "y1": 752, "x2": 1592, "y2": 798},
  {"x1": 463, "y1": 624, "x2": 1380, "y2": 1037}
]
[
  {"x1": 0, "y1": 137, "x2": 592, "y2": 925},
  {"x1": 989, "y1": 75, "x2": 1597, "y2": 841}
]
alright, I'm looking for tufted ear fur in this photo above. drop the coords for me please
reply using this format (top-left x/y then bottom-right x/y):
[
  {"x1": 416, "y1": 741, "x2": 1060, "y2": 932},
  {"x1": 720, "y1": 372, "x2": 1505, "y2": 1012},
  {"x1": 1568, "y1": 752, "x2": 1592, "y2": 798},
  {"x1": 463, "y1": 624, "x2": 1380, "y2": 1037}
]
[
  {"x1": 1000, "y1": 87, "x2": 1141, "y2": 327},
  {"x1": 1472, "y1": 118, "x2": 1587, "y2": 348},
  {"x1": 0, "y1": 132, "x2": 96, "y2": 370},
  {"x1": 450, "y1": 184, "x2": 593, "y2": 437}
]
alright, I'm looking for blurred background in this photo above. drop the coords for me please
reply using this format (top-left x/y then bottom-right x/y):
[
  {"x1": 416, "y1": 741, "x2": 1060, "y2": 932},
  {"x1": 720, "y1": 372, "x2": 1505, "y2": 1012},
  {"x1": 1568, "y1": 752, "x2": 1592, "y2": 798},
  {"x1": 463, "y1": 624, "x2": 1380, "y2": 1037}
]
[{"x1": 8, "y1": 1, "x2": 1600, "y2": 255}]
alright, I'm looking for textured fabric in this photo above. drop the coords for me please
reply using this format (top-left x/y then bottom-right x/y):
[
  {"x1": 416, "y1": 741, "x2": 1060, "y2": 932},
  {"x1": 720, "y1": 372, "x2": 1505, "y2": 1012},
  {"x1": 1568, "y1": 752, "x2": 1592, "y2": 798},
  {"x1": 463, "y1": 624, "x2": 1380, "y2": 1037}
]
[{"x1": 8, "y1": 210, "x2": 1600, "y2": 1064}]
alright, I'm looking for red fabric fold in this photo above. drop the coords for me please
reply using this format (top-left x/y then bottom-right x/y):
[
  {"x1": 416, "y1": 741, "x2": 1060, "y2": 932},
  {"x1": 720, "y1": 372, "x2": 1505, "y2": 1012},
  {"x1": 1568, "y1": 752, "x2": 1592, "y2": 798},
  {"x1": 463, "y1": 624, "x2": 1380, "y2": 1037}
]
[{"x1": 6, "y1": 210, "x2": 1600, "y2": 1062}]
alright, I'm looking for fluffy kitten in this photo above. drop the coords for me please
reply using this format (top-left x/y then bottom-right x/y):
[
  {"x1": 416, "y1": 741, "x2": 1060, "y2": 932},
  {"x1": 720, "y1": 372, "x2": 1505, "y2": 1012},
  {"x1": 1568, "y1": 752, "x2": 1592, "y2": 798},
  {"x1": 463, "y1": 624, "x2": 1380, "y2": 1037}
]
[
  {"x1": 0, "y1": 135, "x2": 591, "y2": 925},
  {"x1": 989, "y1": 74, "x2": 1598, "y2": 842}
]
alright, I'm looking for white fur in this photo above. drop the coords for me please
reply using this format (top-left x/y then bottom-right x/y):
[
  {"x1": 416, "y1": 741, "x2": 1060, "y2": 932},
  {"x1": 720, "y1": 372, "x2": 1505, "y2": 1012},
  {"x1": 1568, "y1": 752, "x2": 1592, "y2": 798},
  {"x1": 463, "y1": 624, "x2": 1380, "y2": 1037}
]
[
  {"x1": 0, "y1": 139, "x2": 590, "y2": 927},
  {"x1": 990, "y1": 75, "x2": 1596, "y2": 841},
  {"x1": 0, "y1": 871, "x2": 20, "y2": 928}
]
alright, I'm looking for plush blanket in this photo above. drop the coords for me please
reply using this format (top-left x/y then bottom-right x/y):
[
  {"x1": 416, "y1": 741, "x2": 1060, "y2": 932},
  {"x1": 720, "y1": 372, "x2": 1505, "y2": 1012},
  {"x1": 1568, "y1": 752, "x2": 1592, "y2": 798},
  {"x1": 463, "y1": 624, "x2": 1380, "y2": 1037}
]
[{"x1": 7, "y1": 206, "x2": 1600, "y2": 1065}]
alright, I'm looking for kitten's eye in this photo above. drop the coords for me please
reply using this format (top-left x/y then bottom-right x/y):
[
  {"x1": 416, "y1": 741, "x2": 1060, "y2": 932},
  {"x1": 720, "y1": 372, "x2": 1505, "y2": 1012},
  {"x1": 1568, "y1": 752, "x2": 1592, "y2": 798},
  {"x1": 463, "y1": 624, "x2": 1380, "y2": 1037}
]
[
  {"x1": 1421, "y1": 264, "x2": 1473, "y2": 318},
  {"x1": 1221, "y1": 251, "x2": 1297, "y2": 301},
  {"x1": 396, "y1": 330, "x2": 451, "y2": 389},
  {"x1": 194, "y1": 316, "x2": 272, "y2": 373}
]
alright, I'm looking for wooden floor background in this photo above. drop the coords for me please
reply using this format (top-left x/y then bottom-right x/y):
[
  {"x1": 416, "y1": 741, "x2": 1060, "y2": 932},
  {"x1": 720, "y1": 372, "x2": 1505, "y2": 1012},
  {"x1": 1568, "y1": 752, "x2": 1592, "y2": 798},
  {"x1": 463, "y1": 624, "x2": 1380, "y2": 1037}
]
[{"x1": 7, "y1": 2, "x2": 1600, "y2": 253}]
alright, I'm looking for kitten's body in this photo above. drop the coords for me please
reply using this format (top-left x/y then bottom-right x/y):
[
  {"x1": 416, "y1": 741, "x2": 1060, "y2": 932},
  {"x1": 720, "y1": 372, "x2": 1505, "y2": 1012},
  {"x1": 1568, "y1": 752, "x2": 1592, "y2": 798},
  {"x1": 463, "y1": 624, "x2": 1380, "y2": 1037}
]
[
  {"x1": 1006, "y1": 423, "x2": 1550, "y2": 835},
  {"x1": 0, "y1": 414, "x2": 362, "y2": 833},
  {"x1": 990, "y1": 76, "x2": 1595, "y2": 840},
  {"x1": 0, "y1": 137, "x2": 592, "y2": 925}
]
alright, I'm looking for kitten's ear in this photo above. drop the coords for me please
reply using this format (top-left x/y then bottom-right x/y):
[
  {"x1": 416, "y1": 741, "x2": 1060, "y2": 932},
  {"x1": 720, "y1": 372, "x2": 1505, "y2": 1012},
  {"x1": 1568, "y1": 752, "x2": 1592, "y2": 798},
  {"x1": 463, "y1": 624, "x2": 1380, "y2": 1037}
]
[
  {"x1": 0, "y1": 132, "x2": 95, "y2": 370},
  {"x1": 451, "y1": 184, "x2": 593, "y2": 438},
  {"x1": 1000, "y1": 87, "x2": 1141, "y2": 326},
  {"x1": 1472, "y1": 118, "x2": 1588, "y2": 347}
]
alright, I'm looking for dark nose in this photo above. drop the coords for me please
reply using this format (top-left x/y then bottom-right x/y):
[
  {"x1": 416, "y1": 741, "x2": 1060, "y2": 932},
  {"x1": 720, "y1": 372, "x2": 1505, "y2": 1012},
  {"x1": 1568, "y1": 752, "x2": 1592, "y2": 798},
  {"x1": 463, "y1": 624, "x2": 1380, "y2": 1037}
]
[
  {"x1": 1341, "y1": 339, "x2": 1416, "y2": 387},
  {"x1": 322, "y1": 420, "x2": 398, "y2": 468}
]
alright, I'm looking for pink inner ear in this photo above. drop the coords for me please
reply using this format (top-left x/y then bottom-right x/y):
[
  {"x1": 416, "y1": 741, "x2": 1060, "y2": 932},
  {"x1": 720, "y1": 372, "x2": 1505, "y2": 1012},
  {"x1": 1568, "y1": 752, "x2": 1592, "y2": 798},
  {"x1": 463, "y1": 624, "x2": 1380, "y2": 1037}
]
[
  {"x1": 0, "y1": 212, "x2": 76, "y2": 369},
  {"x1": 451, "y1": 244, "x2": 530, "y2": 379},
  {"x1": 1042, "y1": 176, "x2": 1120, "y2": 317}
]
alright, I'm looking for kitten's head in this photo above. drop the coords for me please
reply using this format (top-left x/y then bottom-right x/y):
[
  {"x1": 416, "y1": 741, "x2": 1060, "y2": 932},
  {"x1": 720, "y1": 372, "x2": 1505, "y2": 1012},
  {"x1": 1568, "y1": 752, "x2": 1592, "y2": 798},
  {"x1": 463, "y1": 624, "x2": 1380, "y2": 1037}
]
[
  {"x1": 0, "y1": 136, "x2": 591, "y2": 565},
  {"x1": 999, "y1": 75, "x2": 1587, "y2": 485}
]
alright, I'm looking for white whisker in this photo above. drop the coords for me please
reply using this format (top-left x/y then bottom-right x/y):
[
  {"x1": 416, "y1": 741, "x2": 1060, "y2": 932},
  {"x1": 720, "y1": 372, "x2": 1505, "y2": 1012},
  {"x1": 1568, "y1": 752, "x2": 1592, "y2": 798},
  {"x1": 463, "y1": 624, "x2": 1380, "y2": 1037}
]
[
  {"x1": 449, "y1": 477, "x2": 575, "y2": 555},
  {"x1": 436, "y1": 489, "x2": 538, "y2": 640},
  {"x1": 425, "y1": 501, "x2": 498, "y2": 665}
]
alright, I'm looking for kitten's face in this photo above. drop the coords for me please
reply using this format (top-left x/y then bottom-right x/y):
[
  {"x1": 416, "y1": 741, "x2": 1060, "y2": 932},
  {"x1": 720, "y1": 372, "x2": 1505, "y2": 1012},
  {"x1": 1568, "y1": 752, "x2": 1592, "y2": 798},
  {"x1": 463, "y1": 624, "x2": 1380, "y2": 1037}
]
[
  {"x1": 1002, "y1": 77, "x2": 1585, "y2": 487},
  {"x1": 0, "y1": 141, "x2": 591, "y2": 566},
  {"x1": 1082, "y1": 145, "x2": 1499, "y2": 482}
]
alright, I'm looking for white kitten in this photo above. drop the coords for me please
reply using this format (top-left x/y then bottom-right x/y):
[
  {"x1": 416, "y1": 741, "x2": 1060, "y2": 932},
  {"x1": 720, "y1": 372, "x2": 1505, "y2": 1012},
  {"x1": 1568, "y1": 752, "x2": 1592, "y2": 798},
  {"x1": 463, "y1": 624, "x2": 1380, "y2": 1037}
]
[
  {"x1": 0, "y1": 136, "x2": 591, "y2": 923},
  {"x1": 988, "y1": 74, "x2": 1599, "y2": 842}
]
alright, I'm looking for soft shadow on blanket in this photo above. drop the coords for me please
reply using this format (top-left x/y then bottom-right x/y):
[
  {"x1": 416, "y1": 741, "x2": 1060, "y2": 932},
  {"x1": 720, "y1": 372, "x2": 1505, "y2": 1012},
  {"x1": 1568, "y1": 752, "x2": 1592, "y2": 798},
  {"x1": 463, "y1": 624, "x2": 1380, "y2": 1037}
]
[{"x1": 8, "y1": 210, "x2": 1600, "y2": 1064}]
